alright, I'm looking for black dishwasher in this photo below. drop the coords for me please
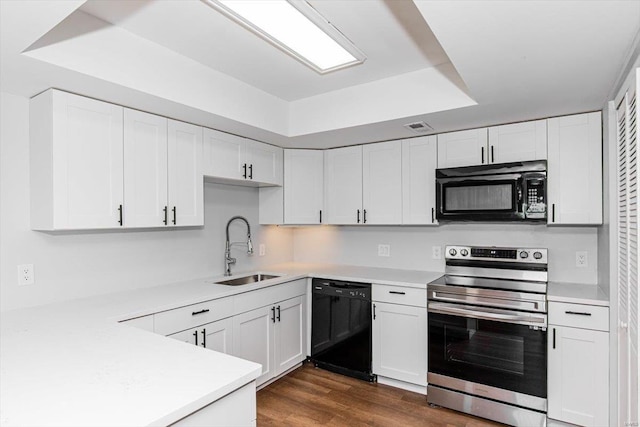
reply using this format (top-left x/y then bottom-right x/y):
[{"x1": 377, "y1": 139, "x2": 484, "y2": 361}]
[{"x1": 310, "y1": 278, "x2": 374, "y2": 382}]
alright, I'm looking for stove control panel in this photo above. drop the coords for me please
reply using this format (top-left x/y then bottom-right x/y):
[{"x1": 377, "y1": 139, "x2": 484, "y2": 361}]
[{"x1": 445, "y1": 245, "x2": 547, "y2": 264}]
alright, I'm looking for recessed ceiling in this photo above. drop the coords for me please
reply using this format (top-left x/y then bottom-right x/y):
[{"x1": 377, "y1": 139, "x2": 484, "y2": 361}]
[
  {"x1": 1, "y1": 0, "x2": 639, "y2": 149},
  {"x1": 78, "y1": 0, "x2": 451, "y2": 101}
]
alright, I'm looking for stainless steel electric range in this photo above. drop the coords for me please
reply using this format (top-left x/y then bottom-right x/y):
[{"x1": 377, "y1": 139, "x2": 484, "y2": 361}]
[{"x1": 427, "y1": 245, "x2": 548, "y2": 427}]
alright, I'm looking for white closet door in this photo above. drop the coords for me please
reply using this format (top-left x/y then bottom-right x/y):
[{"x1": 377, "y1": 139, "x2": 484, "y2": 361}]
[
  {"x1": 123, "y1": 109, "x2": 168, "y2": 228},
  {"x1": 618, "y1": 85, "x2": 640, "y2": 427}
]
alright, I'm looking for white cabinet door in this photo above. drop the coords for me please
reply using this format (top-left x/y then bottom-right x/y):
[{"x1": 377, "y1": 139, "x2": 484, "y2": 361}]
[
  {"x1": 437, "y1": 128, "x2": 488, "y2": 168},
  {"x1": 372, "y1": 302, "x2": 427, "y2": 386},
  {"x1": 362, "y1": 141, "x2": 402, "y2": 224},
  {"x1": 274, "y1": 296, "x2": 306, "y2": 376},
  {"x1": 123, "y1": 109, "x2": 168, "y2": 228},
  {"x1": 547, "y1": 112, "x2": 602, "y2": 224},
  {"x1": 202, "y1": 128, "x2": 245, "y2": 181},
  {"x1": 246, "y1": 140, "x2": 283, "y2": 186},
  {"x1": 202, "y1": 317, "x2": 233, "y2": 354},
  {"x1": 402, "y1": 136, "x2": 437, "y2": 225},
  {"x1": 284, "y1": 149, "x2": 324, "y2": 224},
  {"x1": 233, "y1": 305, "x2": 275, "y2": 386},
  {"x1": 488, "y1": 120, "x2": 547, "y2": 163},
  {"x1": 33, "y1": 90, "x2": 124, "y2": 230},
  {"x1": 324, "y1": 146, "x2": 363, "y2": 224},
  {"x1": 548, "y1": 326, "x2": 609, "y2": 426},
  {"x1": 168, "y1": 120, "x2": 203, "y2": 226}
]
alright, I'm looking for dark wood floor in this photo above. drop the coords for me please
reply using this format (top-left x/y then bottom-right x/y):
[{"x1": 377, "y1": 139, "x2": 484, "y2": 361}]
[{"x1": 257, "y1": 363, "x2": 505, "y2": 426}]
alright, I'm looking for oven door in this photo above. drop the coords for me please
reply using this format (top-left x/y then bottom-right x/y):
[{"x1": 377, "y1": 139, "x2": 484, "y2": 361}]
[
  {"x1": 428, "y1": 303, "x2": 547, "y2": 399},
  {"x1": 436, "y1": 174, "x2": 524, "y2": 221}
]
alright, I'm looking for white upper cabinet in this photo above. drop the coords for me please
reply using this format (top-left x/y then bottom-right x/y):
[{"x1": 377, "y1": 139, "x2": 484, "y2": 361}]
[
  {"x1": 284, "y1": 150, "x2": 324, "y2": 224},
  {"x1": 167, "y1": 120, "x2": 204, "y2": 227},
  {"x1": 203, "y1": 128, "x2": 282, "y2": 186},
  {"x1": 488, "y1": 119, "x2": 547, "y2": 163},
  {"x1": 246, "y1": 140, "x2": 283, "y2": 186},
  {"x1": 324, "y1": 146, "x2": 363, "y2": 224},
  {"x1": 437, "y1": 128, "x2": 488, "y2": 168},
  {"x1": 362, "y1": 141, "x2": 402, "y2": 224},
  {"x1": 202, "y1": 128, "x2": 244, "y2": 181},
  {"x1": 438, "y1": 121, "x2": 548, "y2": 168},
  {"x1": 30, "y1": 89, "x2": 124, "y2": 230},
  {"x1": 547, "y1": 112, "x2": 602, "y2": 225},
  {"x1": 402, "y1": 136, "x2": 437, "y2": 225},
  {"x1": 123, "y1": 109, "x2": 168, "y2": 228}
]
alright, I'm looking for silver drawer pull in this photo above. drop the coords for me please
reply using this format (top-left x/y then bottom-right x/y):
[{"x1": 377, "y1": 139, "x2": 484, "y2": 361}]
[
  {"x1": 389, "y1": 291, "x2": 406, "y2": 295},
  {"x1": 565, "y1": 311, "x2": 592, "y2": 316},
  {"x1": 192, "y1": 309, "x2": 210, "y2": 316}
]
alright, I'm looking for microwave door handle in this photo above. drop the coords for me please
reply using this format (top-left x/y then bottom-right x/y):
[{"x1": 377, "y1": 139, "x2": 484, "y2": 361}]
[{"x1": 428, "y1": 302, "x2": 547, "y2": 327}]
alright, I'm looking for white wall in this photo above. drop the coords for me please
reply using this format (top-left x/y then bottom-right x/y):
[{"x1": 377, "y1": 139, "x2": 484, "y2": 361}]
[
  {"x1": 0, "y1": 92, "x2": 293, "y2": 312},
  {"x1": 293, "y1": 223, "x2": 599, "y2": 284}
]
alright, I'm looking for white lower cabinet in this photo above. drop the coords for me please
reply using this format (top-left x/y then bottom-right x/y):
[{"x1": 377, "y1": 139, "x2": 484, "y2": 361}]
[
  {"x1": 233, "y1": 296, "x2": 306, "y2": 387},
  {"x1": 372, "y1": 285, "x2": 427, "y2": 390},
  {"x1": 548, "y1": 302, "x2": 609, "y2": 426},
  {"x1": 171, "y1": 380, "x2": 256, "y2": 427},
  {"x1": 168, "y1": 317, "x2": 233, "y2": 354}
]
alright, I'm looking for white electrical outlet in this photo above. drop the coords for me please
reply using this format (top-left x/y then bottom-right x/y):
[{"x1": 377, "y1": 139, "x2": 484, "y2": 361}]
[
  {"x1": 432, "y1": 246, "x2": 442, "y2": 260},
  {"x1": 378, "y1": 244, "x2": 390, "y2": 257},
  {"x1": 259, "y1": 244, "x2": 266, "y2": 257},
  {"x1": 576, "y1": 251, "x2": 588, "y2": 268},
  {"x1": 17, "y1": 264, "x2": 34, "y2": 286}
]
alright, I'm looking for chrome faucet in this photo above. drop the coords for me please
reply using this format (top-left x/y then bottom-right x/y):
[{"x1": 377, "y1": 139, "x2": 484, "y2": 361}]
[{"x1": 225, "y1": 216, "x2": 253, "y2": 276}]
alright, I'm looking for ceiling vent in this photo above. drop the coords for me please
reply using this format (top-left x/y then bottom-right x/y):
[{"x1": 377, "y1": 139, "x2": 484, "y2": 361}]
[{"x1": 403, "y1": 121, "x2": 433, "y2": 133}]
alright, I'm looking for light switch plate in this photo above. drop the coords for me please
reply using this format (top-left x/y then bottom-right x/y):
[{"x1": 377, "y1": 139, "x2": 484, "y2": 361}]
[
  {"x1": 432, "y1": 246, "x2": 442, "y2": 260},
  {"x1": 259, "y1": 244, "x2": 266, "y2": 257}
]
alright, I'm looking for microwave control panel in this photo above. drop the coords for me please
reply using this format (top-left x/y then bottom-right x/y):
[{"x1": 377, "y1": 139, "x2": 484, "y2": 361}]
[{"x1": 525, "y1": 178, "x2": 546, "y2": 217}]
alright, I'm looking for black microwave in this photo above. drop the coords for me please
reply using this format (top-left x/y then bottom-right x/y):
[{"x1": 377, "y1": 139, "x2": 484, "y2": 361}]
[{"x1": 435, "y1": 160, "x2": 547, "y2": 222}]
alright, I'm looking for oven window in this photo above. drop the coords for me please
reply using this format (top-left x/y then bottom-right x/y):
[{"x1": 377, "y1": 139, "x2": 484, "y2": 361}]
[
  {"x1": 429, "y1": 313, "x2": 546, "y2": 398},
  {"x1": 445, "y1": 324, "x2": 524, "y2": 376},
  {"x1": 443, "y1": 182, "x2": 515, "y2": 212}
]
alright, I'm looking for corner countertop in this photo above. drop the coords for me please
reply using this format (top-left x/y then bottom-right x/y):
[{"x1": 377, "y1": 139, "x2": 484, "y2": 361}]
[
  {"x1": 0, "y1": 263, "x2": 442, "y2": 427},
  {"x1": 547, "y1": 281, "x2": 609, "y2": 307}
]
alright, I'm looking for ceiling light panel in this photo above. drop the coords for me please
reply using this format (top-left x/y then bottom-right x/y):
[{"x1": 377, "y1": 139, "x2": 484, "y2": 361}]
[{"x1": 202, "y1": 0, "x2": 366, "y2": 74}]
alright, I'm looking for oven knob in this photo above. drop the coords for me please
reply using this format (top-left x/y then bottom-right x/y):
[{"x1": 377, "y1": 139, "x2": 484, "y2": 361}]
[
  {"x1": 533, "y1": 251, "x2": 543, "y2": 260},
  {"x1": 460, "y1": 249, "x2": 469, "y2": 256},
  {"x1": 520, "y1": 251, "x2": 529, "y2": 259},
  {"x1": 449, "y1": 248, "x2": 457, "y2": 256}
]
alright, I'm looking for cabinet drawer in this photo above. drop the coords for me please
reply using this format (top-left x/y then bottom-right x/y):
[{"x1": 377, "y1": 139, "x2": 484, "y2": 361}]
[
  {"x1": 233, "y1": 279, "x2": 306, "y2": 315},
  {"x1": 549, "y1": 302, "x2": 609, "y2": 332},
  {"x1": 155, "y1": 298, "x2": 233, "y2": 336},
  {"x1": 372, "y1": 284, "x2": 427, "y2": 308}
]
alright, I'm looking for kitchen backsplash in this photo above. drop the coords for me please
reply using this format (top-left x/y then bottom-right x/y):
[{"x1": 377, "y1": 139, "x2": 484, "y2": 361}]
[{"x1": 292, "y1": 223, "x2": 599, "y2": 284}]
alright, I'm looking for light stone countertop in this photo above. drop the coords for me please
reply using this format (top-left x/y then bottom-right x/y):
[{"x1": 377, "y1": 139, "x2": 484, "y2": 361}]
[
  {"x1": 547, "y1": 281, "x2": 610, "y2": 306},
  {"x1": 0, "y1": 263, "x2": 442, "y2": 427},
  {"x1": 1, "y1": 261, "x2": 609, "y2": 426}
]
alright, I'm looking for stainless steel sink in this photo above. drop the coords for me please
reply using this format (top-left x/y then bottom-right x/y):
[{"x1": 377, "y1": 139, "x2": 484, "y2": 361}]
[{"x1": 215, "y1": 273, "x2": 281, "y2": 286}]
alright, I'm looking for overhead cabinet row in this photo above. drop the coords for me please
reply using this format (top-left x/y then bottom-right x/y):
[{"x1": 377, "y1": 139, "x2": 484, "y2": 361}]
[
  {"x1": 261, "y1": 112, "x2": 602, "y2": 226},
  {"x1": 30, "y1": 90, "x2": 282, "y2": 231}
]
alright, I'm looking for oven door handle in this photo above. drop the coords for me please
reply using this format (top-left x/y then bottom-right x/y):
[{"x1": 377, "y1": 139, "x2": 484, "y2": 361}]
[
  {"x1": 430, "y1": 290, "x2": 544, "y2": 312},
  {"x1": 428, "y1": 302, "x2": 547, "y2": 327}
]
